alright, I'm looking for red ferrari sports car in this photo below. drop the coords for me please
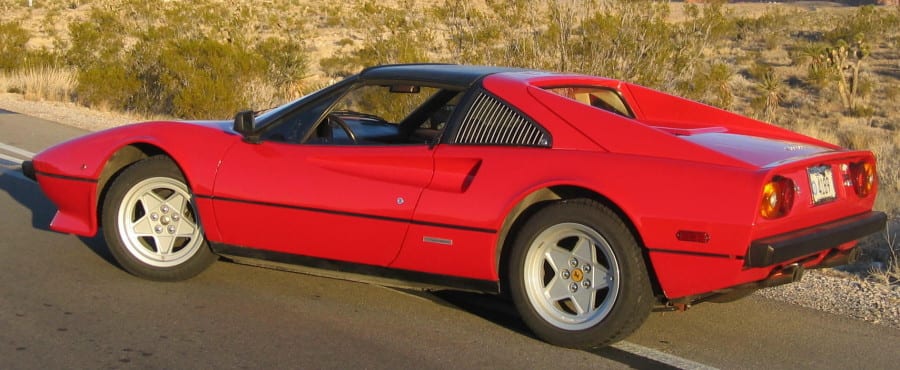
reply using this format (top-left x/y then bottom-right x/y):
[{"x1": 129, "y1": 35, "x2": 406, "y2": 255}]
[{"x1": 23, "y1": 64, "x2": 885, "y2": 348}]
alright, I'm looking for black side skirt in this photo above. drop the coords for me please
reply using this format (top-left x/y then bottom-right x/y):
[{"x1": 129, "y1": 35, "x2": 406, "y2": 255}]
[{"x1": 210, "y1": 243, "x2": 499, "y2": 294}]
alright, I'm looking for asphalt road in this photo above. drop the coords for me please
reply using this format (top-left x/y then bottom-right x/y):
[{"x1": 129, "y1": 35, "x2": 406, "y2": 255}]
[{"x1": 1, "y1": 109, "x2": 898, "y2": 369}]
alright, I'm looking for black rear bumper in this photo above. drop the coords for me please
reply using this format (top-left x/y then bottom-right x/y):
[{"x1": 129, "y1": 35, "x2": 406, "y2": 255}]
[
  {"x1": 746, "y1": 211, "x2": 887, "y2": 268},
  {"x1": 21, "y1": 160, "x2": 36, "y2": 181}
]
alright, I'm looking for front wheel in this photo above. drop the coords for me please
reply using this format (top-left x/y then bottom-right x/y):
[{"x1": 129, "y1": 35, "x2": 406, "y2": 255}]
[
  {"x1": 101, "y1": 156, "x2": 215, "y2": 281},
  {"x1": 508, "y1": 199, "x2": 653, "y2": 349}
]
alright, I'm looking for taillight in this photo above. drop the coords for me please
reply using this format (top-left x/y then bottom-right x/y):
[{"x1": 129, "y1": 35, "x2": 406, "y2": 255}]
[
  {"x1": 849, "y1": 161, "x2": 876, "y2": 197},
  {"x1": 760, "y1": 177, "x2": 795, "y2": 219}
]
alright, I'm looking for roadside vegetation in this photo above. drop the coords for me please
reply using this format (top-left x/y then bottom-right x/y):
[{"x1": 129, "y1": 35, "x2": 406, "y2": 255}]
[{"x1": 0, "y1": 0, "x2": 897, "y2": 284}]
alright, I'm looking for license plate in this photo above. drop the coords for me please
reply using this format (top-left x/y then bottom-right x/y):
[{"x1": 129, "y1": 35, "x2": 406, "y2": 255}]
[{"x1": 808, "y1": 165, "x2": 836, "y2": 204}]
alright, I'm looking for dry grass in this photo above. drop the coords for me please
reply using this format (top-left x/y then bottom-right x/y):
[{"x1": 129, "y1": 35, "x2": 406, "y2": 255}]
[
  {"x1": 866, "y1": 221, "x2": 900, "y2": 286},
  {"x1": 0, "y1": 66, "x2": 75, "y2": 102}
]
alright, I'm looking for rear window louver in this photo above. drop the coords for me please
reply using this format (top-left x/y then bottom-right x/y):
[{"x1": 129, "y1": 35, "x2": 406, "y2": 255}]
[{"x1": 454, "y1": 93, "x2": 551, "y2": 147}]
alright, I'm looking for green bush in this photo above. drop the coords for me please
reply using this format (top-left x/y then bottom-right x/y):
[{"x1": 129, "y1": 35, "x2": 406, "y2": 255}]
[
  {"x1": 157, "y1": 38, "x2": 268, "y2": 119},
  {"x1": 255, "y1": 37, "x2": 309, "y2": 89},
  {"x1": 54, "y1": 0, "x2": 311, "y2": 118},
  {"x1": 65, "y1": 9, "x2": 125, "y2": 70},
  {"x1": 75, "y1": 62, "x2": 140, "y2": 109},
  {"x1": 0, "y1": 21, "x2": 30, "y2": 70}
]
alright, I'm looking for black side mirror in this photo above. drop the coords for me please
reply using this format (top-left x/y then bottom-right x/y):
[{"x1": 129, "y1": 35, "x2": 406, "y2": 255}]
[{"x1": 233, "y1": 110, "x2": 260, "y2": 144}]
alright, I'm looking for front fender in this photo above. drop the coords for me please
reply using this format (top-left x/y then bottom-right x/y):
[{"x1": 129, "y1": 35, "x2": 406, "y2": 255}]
[{"x1": 31, "y1": 121, "x2": 239, "y2": 237}]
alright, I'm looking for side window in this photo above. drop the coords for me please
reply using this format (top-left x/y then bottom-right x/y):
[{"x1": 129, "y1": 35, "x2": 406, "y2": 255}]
[
  {"x1": 307, "y1": 84, "x2": 458, "y2": 145},
  {"x1": 545, "y1": 86, "x2": 634, "y2": 118}
]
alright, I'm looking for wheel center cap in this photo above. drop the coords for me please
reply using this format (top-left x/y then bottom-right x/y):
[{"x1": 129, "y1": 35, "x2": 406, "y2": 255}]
[
  {"x1": 160, "y1": 215, "x2": 171, "y2": 225},
  {"x1": 571, "y1": 268, "x2": 584, "y2": 282}
]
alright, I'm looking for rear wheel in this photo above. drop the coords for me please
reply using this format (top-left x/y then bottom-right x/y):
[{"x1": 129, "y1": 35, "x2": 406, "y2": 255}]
[
  {"x1": 101, "y1": 156, "x2": 215, "y2": 281},
  {"x1": 508, "y1": 199, "x2": 653, "y2": 349}
]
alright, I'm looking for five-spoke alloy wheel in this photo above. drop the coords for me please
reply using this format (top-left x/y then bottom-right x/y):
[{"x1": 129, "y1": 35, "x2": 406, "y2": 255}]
[
  {"x1": 508, "y1": 199, "x2": 653, "y2": 349},
  {"x1": 102, "y1": 156, "x2": 215, "y2": 281}
]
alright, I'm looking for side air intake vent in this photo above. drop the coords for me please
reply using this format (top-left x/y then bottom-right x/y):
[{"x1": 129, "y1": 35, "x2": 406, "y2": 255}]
[{"x1": 454, "y1": 93, "x2": 550, "y2": 147}]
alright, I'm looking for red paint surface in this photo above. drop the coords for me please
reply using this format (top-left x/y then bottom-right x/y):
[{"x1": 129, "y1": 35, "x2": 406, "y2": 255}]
[{"x1": 30, "y1": 69, "x2": 881, "y2": 299}]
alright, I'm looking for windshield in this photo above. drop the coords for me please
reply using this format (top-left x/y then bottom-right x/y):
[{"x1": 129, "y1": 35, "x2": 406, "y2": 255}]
[{"x1": 253, "y1": 76, "x2": 357, "y2": 128}]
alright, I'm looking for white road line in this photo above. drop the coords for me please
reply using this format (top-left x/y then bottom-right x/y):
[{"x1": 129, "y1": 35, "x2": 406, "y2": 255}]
[
  {"x1": 613, "y1": 341, "x2": 719, "y2": 370},
  {"x1": 0, "y1": 152, "x2": 24, "y2": 165},
  {"x1": 0, "y1": 142, "x2": 35, "y2": 159}
]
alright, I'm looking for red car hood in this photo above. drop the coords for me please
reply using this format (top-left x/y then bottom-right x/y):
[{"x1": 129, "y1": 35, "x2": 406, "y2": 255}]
[
  {"x1": 181, "y1": 120, "x2": 234, "y2": 131},
  {"x1": 680, "y1": 132, "x2": 836, "y2": 168}
]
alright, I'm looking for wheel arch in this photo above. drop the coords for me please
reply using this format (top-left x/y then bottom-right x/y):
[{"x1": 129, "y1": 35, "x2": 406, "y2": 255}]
[
  {"x1": 495, "y1": 185, "x2": 663, "y2": 298},
  {"x1": 95, "y1": 143, "x2": 175, "y2": 225}
]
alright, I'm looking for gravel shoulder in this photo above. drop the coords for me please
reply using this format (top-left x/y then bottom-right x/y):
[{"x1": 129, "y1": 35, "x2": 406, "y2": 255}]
[
  {"x1": 1, "y1": 91, "x2": 897, "y2": 331},
  {"x1": 758, "y1": 269, "x2": 899, "y2": 329}
]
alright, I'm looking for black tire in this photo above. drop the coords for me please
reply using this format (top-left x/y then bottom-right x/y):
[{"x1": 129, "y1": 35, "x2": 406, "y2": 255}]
[
  {"x1": 507, "y1": 199, "x2": 653, "y2": 349},
  {"x1": 101, "y1": 156, "x2": 215, "y2": 281}
]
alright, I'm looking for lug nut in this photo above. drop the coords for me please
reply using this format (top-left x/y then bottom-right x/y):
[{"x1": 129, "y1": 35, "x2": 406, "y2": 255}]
[
  {"x1": 561, "y1": 270, "x2": 571, "y2": 279},
  {"x1": 172, "y1": 213, "x2": 180, "y2": 222},
  {"x1": 150, "y1": 213, "x2": 159, "y2": 221},
  {"x1": 582, "y1": 279, "x2": 591, "y2": 288},
  {"x1": 583, "y1": 264, "x2": 592, "y2": 273},
  {"x1": 161, "y1": 205, "x2": 170, "y2": 214},
  {"x1": 569, "y1": 258, "x2": 579, "y2": 267},
  {"x1": 167, "y1": 225, "x2": 176, "y2": 234},
  {"x1": 154, "y1": 225, "x2": 163, "y2": 234}
]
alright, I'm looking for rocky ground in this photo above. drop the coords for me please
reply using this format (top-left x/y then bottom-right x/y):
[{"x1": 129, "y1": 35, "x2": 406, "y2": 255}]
[
  {"x1": 758, "y1": 269, "x2": 899, "y2": 329},
  {"x1": 1, "y1": 91, "x2": 897, "y2": 330}
]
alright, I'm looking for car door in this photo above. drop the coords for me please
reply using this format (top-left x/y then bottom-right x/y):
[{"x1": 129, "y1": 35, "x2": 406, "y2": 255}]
[
  {"x1": 212, "y1": 142, "x2": 433, "y2": 266},
  {"x1": 210, "y1": 83, "x2": 451, "y2": 266}
]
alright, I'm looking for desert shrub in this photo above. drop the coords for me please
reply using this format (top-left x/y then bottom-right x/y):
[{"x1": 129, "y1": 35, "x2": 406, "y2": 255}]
[
  {"x1": 430, "y1": 0, "x2": 505, "y2": 65},
  {"x1": 156, "y1": 38, "x2": 268, "y2": 119},
  {"x1": 681, "y1": 0, "x2": 737, "y2": 44},
  {"x1": 824, "y1": 6, "x2": 898, "y2": 45},
  {"x1": 255, "y1": 37, "x2": 309, "y2": 92},
  {"x1": 65, "y1": 9, "x2": 125, "y2": 70},
  {"x1": 319, "y1": 0, "x2": 433, "y2": 77},
  {"x1": 747, "y1": 62, "x2": 784, "y2": 121},
  {"x1": 575, "y1": 1, "x2": 682, "y2": 87},
  {"x1": 75, "y1": 62, "x2": 140, "y2": 109},
  {"x1": 52, "y1": 0, "x2": 311, "y2": 118},
  {"x1": 66, "y1": 9, "x2": 133, "y2": 108},
  {"x1": 678, "y1": 62, "x2": 734, "y2": 109},
  {"x1": 734, "y1": 8, "x2": 791, "y2": 50},
  {"x1": 791, "y1": 41, "x2": 831, "y2": 88},
  {"x1": 0, "y1": 21, "x2": 30, "y2": 70}
]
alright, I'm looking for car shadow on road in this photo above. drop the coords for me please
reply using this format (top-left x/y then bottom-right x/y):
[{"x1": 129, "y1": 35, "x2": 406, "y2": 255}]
[
  {"x1": 0, "y1": 170, "x2": 117, "y2": 265},
  {"x1": 0, "y1": 170, "x2": 55, "y2": 231},
  {"x1": 424, "y1": 289, "x2": 680, "y2": 369}
]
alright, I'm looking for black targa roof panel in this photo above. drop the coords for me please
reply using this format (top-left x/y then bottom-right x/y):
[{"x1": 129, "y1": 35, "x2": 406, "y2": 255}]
[{"x1": 359, "y1": 64, "x2": 527, "y2": 88}]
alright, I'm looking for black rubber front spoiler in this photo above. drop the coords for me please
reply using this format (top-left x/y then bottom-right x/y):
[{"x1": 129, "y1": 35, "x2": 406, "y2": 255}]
[
  {"x1": 21, "y1": 160, "x2": 36, "y2": 181},
  {"x1": 746, "y1": 211, "x2": 887, "y2": 268}
]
